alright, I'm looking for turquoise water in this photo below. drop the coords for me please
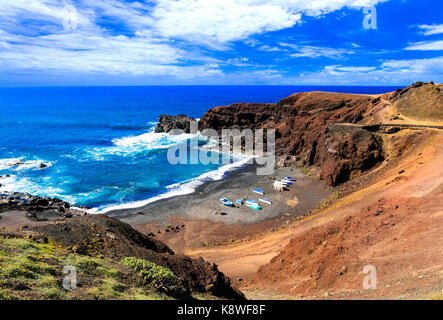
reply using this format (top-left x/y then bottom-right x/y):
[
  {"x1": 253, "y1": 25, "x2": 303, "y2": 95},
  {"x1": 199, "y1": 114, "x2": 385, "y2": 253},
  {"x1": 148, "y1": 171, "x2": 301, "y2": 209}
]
[{"x1": 0, "y1": 85, "x2": 397, "y2": 212}]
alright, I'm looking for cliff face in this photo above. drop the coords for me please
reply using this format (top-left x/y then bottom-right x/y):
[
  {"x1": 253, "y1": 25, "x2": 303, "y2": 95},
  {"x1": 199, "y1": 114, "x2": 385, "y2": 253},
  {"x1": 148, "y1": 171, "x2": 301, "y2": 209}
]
[
  {"x1": 198, "y1": 91, "x2": 380, "y2": 185},
  {"x1": 320, "y1": 124, "x2": 384, "y2": 186}
]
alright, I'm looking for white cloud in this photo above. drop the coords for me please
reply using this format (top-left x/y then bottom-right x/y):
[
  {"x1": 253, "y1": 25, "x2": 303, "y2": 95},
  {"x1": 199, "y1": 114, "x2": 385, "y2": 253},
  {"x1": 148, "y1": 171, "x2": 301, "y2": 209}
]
[
  {"x1": 405, "y1": 40, "x2": 443, "y2": 51},
  {"x1": 297, "y1": 56, "x2": 443, "y2": 84},
  {"x1": 152, "y1": 0, "x2": 301, "y2": 44},
  {"x1": 280, "y1": 42, "x2": 353, "y2": 58},
  {"x1": 151, "y1": 0, "x2": 387, "y2": 44},
  {"x1": 0, "y1": 0, "x2": 402, "y2": 84},
  {"x1": 257, "y1": 45, "x2": 282, "y2": 52},
  {"x1": 0, "y1": 29, "x2": 225, "y2": 78},
  {"x1": 381, "y1": 56, "x2": 443, "y2": 72},
  {"x1": 327, "y1": 65, "x2": 377, "y2": 72},
  {"x1": 417, "y1": 24, "x2": 443, "y2": 36}
]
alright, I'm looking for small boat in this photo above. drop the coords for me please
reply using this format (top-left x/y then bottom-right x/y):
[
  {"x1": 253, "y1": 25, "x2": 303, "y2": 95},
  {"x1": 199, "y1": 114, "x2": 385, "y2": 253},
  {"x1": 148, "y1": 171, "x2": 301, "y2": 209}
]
[
  {"x1": 285, "y1": 176, "x2": 296, "y2": 181},
  {"x1": 252, "y1": 188, "x2": 264, "y2": 195},
  {"x1": 246, "y1": 200, "x2": 261, "y2": 210},
  {"x1": 235, "y1": 199, "x2": 243, "y2": 205},
  {"x1": 220, "y1": 198, "x2": 234, "y2": 207},
  {"x1": 281, "y1": 179, "x2": 293, "y2": 185},
  {"x1": 259, "y1": 198, "x2": 272, "y2": 205}
]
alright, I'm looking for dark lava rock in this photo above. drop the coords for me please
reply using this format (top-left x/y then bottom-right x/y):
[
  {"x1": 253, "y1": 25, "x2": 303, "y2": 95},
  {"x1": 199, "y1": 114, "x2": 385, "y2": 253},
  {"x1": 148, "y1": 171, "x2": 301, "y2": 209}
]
[
  {"x1": 320, "y1": 124, "x2": 384, "y2": 186},
  {"x1": 154, "y1": 114, "x2": 195, "y2": 133},
  {"x1": 0, "y1": 192, "x2": 73, "y2": 217}
]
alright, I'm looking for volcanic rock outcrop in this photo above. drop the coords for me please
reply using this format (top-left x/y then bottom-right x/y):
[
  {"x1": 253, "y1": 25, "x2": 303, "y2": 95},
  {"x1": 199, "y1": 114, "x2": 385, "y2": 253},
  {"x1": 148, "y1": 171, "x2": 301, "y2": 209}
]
[
  {"x1": 320, "y1": 124, "x2": 384, "y2": 186},
  {"x1": 155, "y1": 114, "x2": 195, "y2": 133},
  {"x1": 0, "y1": 192, "x2": 73, "y2": 217}
]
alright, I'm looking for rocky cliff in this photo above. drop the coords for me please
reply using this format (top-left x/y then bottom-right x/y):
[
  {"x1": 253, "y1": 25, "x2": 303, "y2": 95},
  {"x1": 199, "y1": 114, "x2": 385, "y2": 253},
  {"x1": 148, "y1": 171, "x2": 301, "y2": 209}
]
[
  {"x1": 320, "y1": 124, "x2": 384, "y2": 186},
  {"x1": 198, "y1": 91, "x2": 382, "y2": 185}
]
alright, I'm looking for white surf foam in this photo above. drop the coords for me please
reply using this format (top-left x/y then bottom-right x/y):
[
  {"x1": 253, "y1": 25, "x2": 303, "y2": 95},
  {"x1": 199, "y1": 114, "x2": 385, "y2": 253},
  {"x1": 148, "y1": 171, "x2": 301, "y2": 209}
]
[
  {"x1": 0, "y1": 173, "x2": 71, "y2": 201},
  {"x1": 82, "y1": 131, "x2": 200, "y2": 160},
  {"x1": 0, "y1": 158, "x2": 53, "y2": 171}
]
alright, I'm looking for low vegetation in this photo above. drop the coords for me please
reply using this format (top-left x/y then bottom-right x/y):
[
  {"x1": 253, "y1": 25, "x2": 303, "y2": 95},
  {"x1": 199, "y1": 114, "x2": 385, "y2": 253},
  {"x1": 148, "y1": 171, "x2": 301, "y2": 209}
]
[{"x1": 0, "y1": 234, "x2": 184, "y2": 300}]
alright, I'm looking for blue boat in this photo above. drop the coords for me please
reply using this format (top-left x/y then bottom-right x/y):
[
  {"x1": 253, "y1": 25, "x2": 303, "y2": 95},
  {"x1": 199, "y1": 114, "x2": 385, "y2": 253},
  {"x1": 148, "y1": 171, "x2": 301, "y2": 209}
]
[
  {"x1": 252, "y1": 188, "x2": 264, "y2": 195},
  {"x1": 281, "y1": 179, "x2": 293, "y2": 185},
  {"x1": 220, "y1": 197, "x2": 234, "y2": 207},
  {"x1": 285, "y1": 176, "x2": 296, "y2": 181},
  {"x1": 235, "y1": 199, "x2": 243, "y2": 205}
]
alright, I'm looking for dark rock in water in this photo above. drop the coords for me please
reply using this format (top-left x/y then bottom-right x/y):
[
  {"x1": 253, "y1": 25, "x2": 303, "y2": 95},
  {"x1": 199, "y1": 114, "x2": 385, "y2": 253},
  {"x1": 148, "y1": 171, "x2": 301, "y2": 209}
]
[
  {"x1": 39, "y1": 163, "x2": 48, "y2": 169},
  {"x1": 320, "y1": 124, "x2": 383, "y2": 186},
  {"x1": 9, "y1": 160, "x2": 24, "y2": 167},
  {"x1": 154, "y1": 114, "x2": 195, "y2": 133},
  {"x1": 0, "y1": 191, "x2": 77, "y2": 218}
]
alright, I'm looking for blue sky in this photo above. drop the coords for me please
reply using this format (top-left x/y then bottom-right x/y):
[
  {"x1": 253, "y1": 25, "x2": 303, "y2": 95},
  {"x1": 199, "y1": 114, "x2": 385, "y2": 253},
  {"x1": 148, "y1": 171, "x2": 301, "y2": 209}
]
[{"x1": 0, "y1": 0, "x2": 442, "y2": 86}]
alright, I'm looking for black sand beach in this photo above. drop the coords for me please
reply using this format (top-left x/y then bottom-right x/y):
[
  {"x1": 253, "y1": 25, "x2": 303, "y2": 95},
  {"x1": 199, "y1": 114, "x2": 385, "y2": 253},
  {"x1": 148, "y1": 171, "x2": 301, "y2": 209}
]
[{"x1": 109, "y1": 164, "x2": 332, "y2": 226}]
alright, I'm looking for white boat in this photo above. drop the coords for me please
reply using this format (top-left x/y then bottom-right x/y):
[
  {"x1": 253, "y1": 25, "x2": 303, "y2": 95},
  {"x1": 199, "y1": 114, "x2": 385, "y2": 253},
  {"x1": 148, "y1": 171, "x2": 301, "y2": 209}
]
[
  {"x1": 252, "y1": 188, "x2": 264, "y2": 195},
  {"x1": 281, "y1": 179, "x2": 293, "y2": 185},
  {"x1": 285, "y1": 176, "x2": 296, "y2": 181},
  {"x1": 259, "y1": 198, "x2": 272, "y2": 205}
]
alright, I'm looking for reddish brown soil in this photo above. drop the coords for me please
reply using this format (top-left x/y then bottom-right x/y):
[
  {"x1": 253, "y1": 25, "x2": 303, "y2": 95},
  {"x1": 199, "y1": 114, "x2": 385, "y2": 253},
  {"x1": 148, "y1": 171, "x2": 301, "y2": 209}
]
[
  {"x1": 246, "y1": 194, "x2": 443, "y2": 298},
  {"x1": 134, "y1": 216, "x2": 285, "y2": 254},
  {"x1": 185, "y1": 129, "x2": 443, "y2": 299}
]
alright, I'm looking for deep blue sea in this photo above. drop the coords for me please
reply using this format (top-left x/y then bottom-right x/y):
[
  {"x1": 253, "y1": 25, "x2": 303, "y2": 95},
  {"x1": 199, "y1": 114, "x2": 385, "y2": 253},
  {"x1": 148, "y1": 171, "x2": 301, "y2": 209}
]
[{"x1": 0, "y1": 86, "x2": 398, "y2": 213}]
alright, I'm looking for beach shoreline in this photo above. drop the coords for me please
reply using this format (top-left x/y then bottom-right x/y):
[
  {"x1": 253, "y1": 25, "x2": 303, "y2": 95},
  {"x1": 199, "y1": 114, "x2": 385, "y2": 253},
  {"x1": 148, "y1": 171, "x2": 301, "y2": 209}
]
[{"x1": 108, "y1": 163, "x2": 332, "y2": 228}]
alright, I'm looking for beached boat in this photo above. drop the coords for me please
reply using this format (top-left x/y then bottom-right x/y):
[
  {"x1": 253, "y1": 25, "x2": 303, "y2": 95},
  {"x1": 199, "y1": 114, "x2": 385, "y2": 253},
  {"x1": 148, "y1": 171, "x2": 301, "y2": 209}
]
[
  {"x1": 281, "y1": 179, "x2": 293, "y2": 185},
  {"x1": 220, "y1": 198, "x2": 234, "y2": 207},
  {"x1": 246, "y1": 200, "x2": 261, "y2": 210},
  {"x1": 285, "y1": 176, "x2": 295, "y2": 181},
  {"x1": 259, "y1": 198, "x2": 272, "y2": 205},
  {"x1": 235, "y1": 199, "x2": 243, "y2": 205},
  {"x1": 252, "y1": 188, "x2": 264, "y2": 195}
]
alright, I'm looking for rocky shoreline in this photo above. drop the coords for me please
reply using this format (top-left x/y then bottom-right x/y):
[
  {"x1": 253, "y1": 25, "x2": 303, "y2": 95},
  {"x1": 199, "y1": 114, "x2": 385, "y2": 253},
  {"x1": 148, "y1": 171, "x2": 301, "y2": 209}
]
[{"x1": 0, "y1": 191, "x2": 86, "y2": 220}]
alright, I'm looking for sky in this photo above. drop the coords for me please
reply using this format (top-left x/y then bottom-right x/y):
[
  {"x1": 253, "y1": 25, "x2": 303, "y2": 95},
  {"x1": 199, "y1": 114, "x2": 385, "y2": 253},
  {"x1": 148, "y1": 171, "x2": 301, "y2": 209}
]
[{"x1": 0, "y1": 0, "x2": 442, "y2": 86}]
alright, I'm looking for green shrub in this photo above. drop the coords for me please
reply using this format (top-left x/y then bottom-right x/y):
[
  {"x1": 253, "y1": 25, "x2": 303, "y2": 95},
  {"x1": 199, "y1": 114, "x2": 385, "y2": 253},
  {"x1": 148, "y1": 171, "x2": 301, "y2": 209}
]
[{"x1": 121, "y1": 257, "x2": 176, "y2": 286}]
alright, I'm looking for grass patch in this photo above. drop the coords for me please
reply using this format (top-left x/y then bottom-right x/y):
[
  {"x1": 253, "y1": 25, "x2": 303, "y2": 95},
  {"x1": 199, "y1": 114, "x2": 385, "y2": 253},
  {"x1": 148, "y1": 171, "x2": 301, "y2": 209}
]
[
  {"x1": 87, "y1": 278, "x2": 126, "y2": 299},
  {"x1": 0, "y1": 234, "x2": 197, "y2": 300}
]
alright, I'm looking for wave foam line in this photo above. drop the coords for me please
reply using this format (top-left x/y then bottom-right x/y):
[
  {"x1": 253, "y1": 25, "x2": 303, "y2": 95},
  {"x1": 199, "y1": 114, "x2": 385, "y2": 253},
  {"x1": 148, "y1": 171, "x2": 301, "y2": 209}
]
[{"x1": 88, "y1": 155, "x2": 253, "y2": 214}]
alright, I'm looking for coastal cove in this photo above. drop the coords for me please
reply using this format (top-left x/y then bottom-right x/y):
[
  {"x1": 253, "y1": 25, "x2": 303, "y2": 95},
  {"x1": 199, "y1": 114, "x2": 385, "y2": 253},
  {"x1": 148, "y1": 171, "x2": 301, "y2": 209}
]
[{"x1": 0, "y1": 85, "x2": 396, "y2": 214}]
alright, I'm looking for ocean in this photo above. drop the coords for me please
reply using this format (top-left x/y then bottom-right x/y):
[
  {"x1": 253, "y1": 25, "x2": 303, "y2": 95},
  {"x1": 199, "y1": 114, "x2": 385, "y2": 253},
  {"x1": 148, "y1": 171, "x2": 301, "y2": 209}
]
[{"x1": 0, "y1": 85, "x2": 398, "y2": 213}]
